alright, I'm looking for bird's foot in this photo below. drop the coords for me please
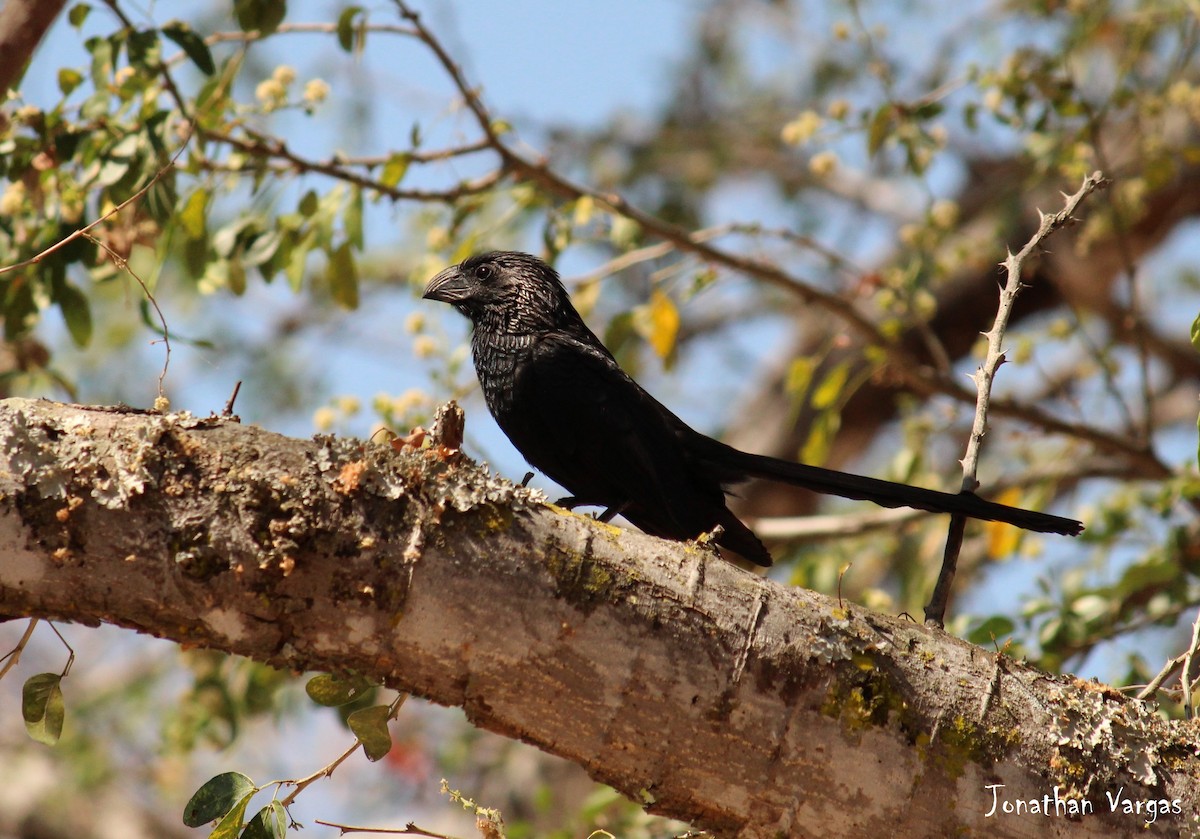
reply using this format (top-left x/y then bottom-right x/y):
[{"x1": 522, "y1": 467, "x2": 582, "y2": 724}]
[{"x1": 596, "y1": 502, "x2": 630, "y2": 523}]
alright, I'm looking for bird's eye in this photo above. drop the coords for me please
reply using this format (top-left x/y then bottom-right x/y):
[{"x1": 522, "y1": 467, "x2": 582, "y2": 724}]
[{"x1": 474, "y1": 264, "x2": 493, "y2": 281}]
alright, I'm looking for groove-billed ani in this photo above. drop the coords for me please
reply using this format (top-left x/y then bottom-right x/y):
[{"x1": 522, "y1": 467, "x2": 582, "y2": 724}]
[{"x1": 424, "y1": 251, "x2": 1083, "y2": 566}]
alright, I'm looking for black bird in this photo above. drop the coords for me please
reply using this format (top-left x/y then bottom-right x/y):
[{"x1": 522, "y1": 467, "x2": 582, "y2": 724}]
[{"x1": 424, "y1": 251, "x2": 1083, "y2": 566}]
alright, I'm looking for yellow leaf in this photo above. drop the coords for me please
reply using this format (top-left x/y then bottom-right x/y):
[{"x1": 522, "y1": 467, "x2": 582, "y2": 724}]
[
  {"x1": 812, "y1": 362, "x2": 849, "y2": 410},
  {"x1": 610, "y1": 215, "x2": 640, "y2": 248},
  {"x1": 572, "y1": 195, "x2": 595, "y2": 228},
  {"x1": 985, "y1": 487, "x2": 1025, "y2": 558},
  {"x1": 801, "y1": 410, "x2": 840, "y2": 466},
  {"x1": 572, "y1": 278, "x2": 601, "y2": 317},
  {"x1": 786, "y1": 357, "x2": 816, "y2": 398},
  {"x1": 633, "y1": 290, "x2": 680, "y2": 360}
]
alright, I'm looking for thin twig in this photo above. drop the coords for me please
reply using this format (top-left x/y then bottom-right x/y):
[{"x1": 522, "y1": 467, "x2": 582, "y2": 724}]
[
  {"x1": 201, "y1": 127, "x2": 502, "y2": 202},
  {"x1": 223, "y1": 380, "x2": 243, "y2": 417},
  {"x1": 979, "y1": 657, "x2": 1003, "y2": 721},
  {"x1": 197, "y1": 20, "x2": 419, "y2": 48},
  {"x1": 0, "y1": 137, "x2": 190, "y2": 280},
  {"x1": 279, "y1": 740, "x2": 362, "y2": 808},
  {"x1": 278, "y1": 692, "x2": 408, "y2": 807},
  {"x1": 1180, "y1": 605, "x2": 1200, "y2": 717},
  {"x1": 755, "y1": 506, "x2": 928, "y2": 541},
  {"x1": 572, "y1": 225, "x2": 738, "y2": 285},
  {"x1": 81, "y1": 231, "x2": 173, "y2": 400},
  {"x1": 1136, "y1": 652, "x2": 1187, "y2": 701},
  {"x1": 313, "y1": 820, "x2": 461, "y2": 838},
  {"x1": 44, "y1": 621, "x2": 75, "y2": 678},
  {"x1": 0, "y1": 619, "x2": 39, "y2": 682},
  {"x1": 756, "y1": 458, "x2": 1129, "y2": 542}
]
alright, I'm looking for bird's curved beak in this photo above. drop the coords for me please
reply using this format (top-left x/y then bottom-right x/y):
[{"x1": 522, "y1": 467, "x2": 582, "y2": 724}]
[{"x1": 423, "y1": 265, "x2": 470, "y2": 303}]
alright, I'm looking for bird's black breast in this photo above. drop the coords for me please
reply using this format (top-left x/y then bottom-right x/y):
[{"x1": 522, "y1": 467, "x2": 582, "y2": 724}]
[{"x1": 471, "y1": 330, "x2": 536, "y2": 421}]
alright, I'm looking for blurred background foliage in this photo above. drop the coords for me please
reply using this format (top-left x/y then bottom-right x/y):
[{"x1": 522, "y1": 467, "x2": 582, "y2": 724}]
[{"x1": 1, "y1": 0, "x2": 1199, "y2": 836}]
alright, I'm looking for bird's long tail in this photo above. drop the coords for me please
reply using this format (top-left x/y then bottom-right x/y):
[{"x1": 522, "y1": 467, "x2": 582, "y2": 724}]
[{"x1": 720, "y1": 448, "x2": 1083, "y2": 536}]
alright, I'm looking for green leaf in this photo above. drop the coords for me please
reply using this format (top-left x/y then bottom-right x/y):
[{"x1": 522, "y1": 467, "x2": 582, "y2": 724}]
[
  {"x1": 347, "y1": 704, "x2": 392, "y2": 762},
  {"x1": 22, "y1": 673, "x2": 65, "y2": 745},
  {"x1": 228, "y1": 257, "x2": 247, "y2": 295},
  {"x1": 234, "y1": 0, "x2": 287, "y2": 36},
  {"x1": 305, "y1": 672, "x2": 373, "y2": 707},
  {"x1": 57, "y1": 68, "x2": 83, "y2": 96},
  {"x1": 963, "y1": 102, "x2": 979, "y2": 131},
  {"x1": 336, "y1": 6, "x2": 365, "y2": 53},
  {"x1": 126, "y1": 28, "x2": 160, "y2": 71},
  {"x1": 86, "y1": 35, "x2": 112, "y2": 88},
  {"x1": 210, "y1": 791, "x2": 255, "y2": 839},
  {"x1": 55, "y1": 281, "x2": 93, "y2": 347},
  {"x1": 967, "y1": 615, "x2": 1016, "y2": 646},
  {"x1": 298, "y1": 189, "x2": 319, "y2": 217},
  {"x1": 69, "y1": 3, "x2": 91, "y2": 28},
  {"x1": 241, "y1": 802, "x2": 287, "y2": 839},
  {"x1": 346, "y1": 186, "x2": 363, "y2": 249},
  {"x1": 285, "y1": 229, "x2": 314, "y2": 290},
  {"x1": 80, "y1": 89, "x2": 110, "y2": 121},
  {"x1": 1191, "y1": 311, "x2": 1200, "y2": 353},
  {"x1": 182, "y1": 772, "x2": 256, "y2": 827},
  {"x1": 96, "y1": 158, "x2": 131, "y2": 188},
  {"x1": 180, "y1": 189, "x2": 209, "y2": 240},
  {"x1": 811, "y1": 362, "x2": 849, "y2": 410},
  {"x1": 913, "y1": 101, "x2": 944, "y2": 121},
  {"x1": 785, "y1": 357, "x2": 817, "y2": 399},
  {"x1": 110, "y1": 132, "x2": 143, "y2": 159},
  {"x1": 380, "y1": 152, "x2": 410, "y2": 189},
  {"x1": 327, "y1": 241, "x2": 359, "y2": 309},
  {"x1": 183, "y1": 236, "x2": 208, "y2": 279},
  {"x1": 162, "y1": 21, "x2": 216, "y2": 75},
  {"x1": 243, "y1": 229, "x2": 282, "y2": 267},
  {"x1": 4, "y1": 278, "x2": 35, "y2": 341},
  {"x1": 801, "y1": 410, "x2": 840, "y2": 467},
  {"x1": 867, "y1": 104, "x2": 892, "y2": 157}
]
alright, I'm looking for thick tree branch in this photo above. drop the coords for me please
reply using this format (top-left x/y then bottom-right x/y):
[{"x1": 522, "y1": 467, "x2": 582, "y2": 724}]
[
  {"x1": 0, "y1": 0, "x2": 66, "y2": 96},
  {"x1": 0, "y1": 399, "x2": 1196, "y2": 837}
]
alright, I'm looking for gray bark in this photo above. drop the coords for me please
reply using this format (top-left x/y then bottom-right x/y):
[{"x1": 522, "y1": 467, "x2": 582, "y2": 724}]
[{"x1": 0, "y1": 398, "x2": 1195, "y2": 837}]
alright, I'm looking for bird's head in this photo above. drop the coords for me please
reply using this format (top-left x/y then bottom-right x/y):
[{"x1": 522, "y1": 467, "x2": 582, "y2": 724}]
[{"x1": 423, "y1": 251, "x2": 578, "y2": 334}]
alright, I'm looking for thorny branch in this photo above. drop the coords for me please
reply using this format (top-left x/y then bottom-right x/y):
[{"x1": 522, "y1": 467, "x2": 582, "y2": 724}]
[
  {"x1": 924, "y1": 172, "x2": 1107, "y2": 626},
  {"x1": 960, "y1": 171, "x2": 1109, "y2": 492}
]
